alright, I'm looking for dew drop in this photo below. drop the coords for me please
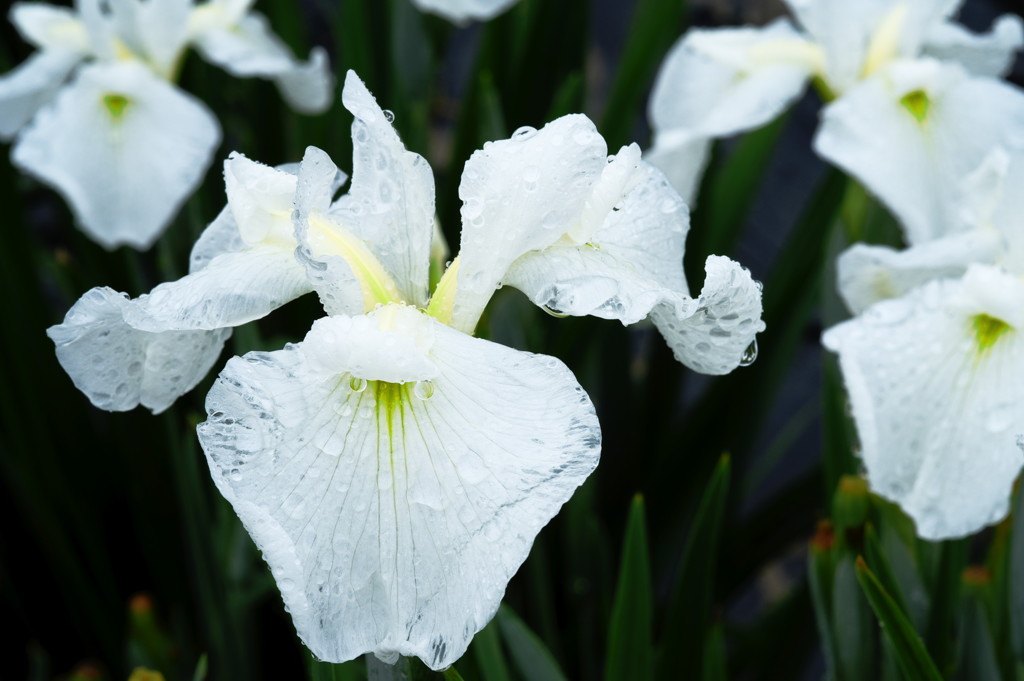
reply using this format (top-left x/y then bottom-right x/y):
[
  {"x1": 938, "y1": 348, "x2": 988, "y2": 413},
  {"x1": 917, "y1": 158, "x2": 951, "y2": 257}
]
[
  {"x1": 512, "y1": 125, "x2": 537, "y2": 140},
  {"x1": 382, "y1": 109, "x2": 395, "y2": 122},
  {"x1": 414, "y1": 380, "x2": 435, "y2": 400},
  {"x1": 739, "y1": 339, "x2": 758, "y2": 367},
  {"x1": 349, "y1": 376, "x2": 367, "y2": 393},
  {"x1": 542, "y1": 304, "x2": 569, "y2": 318}
]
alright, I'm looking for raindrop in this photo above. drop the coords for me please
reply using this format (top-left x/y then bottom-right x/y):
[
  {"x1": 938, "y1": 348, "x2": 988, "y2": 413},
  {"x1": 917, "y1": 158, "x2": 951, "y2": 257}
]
[
  {"x1": 382, "y1": 109, "x2": 395, "y2": 122},
  {"x1": 739, "y1": 339, "x2": 758, "y2": 367},
  {"x1": 542, "y1": 304, "x2": 569, "y2": 318},
  {"x1": 349, "y1": 376, "x2": 367, "y2": 393},
  {"x1": 512, "y1": 125, "x2": 537, "y2": 140},
  {"x1": 414, "y1": 380, "x2": 435, "y2": 400}
]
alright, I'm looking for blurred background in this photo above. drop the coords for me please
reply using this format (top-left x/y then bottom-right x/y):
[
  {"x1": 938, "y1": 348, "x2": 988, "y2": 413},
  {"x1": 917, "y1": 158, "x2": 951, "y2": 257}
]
[{"x1": 3, "y1": 0, "x2": 1023, "y2": 679}]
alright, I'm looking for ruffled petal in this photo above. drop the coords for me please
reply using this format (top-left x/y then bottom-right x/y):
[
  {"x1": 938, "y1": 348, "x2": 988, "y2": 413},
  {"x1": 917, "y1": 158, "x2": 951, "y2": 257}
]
[
  {"x1": 192, "y1": 12, "x2": 333, "y2": 114},
  {"x1": 10, "y1": 2, "x2": 90, "y2": 52},
  {"x1": 198, "y1": 309, "x2": 600, "y2": 669},
  {"x1": 12, "y1": 61, "x2": 221, "y2": 250},
  {"x1": 504, "y1": 148, "x2": 689, "y2": 324},
  {"x1": 449, "y1": 115, "x2": 607, "y2": 333},
  {"x1": 814, "y1": 58, "x2": 1024, "y2": 246},
  {"x1": 47, "y1": 286, "x2": 232, "y2": 413},
  {"x1": 822, "y1": 265, "x2": 1024, "y2": 539},
  {"x1": 836, "y1": 229, "x2": 1001, "y2": 315},
  {"x1": 650, "y1": 255, "x2": 765, "y2": 375},
  {"x1": 924, "y1": 15, "x2": 1024, "y2": 78},
  {"x1": 0, "y1": 49, "x2": 81, "y2": 139},
  {"x1": 409, "y1": 0, "x2": 518, "y2": 23}
]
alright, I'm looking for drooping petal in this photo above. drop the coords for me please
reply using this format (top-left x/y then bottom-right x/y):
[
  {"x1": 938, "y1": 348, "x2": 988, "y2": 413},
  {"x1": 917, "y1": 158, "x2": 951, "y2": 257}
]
[
  {"x1": 10, "y1": 2, "x2": 90, "y2": 52},
  {"x1": 0, "y1": 49, "x2": 81, "y2": 139},
  {"x1": 924, "y1": 15, "x2": 1024, "y2": 78},
  {"x1": 223, "y1": 152, "x2": 301, "y2": 247},
  {"x1": 650, "y1": 255, "x2": 766, "y2": 375},
  {"x1": 409, "y1": 0, "x2": 518, "y2": 23},
  {"x1": 192, "y1": 12, "x2": 333, "y2": 114},
  {"x1": 814, "y1": 58, "x2": 1024, "y2": 246},
  {"x1": 647, "y1": 20, "x2": 817, "y2": 200},
  {"x1": 503, "y1": 147, "x2": 689, "y2": 324},
  {"x1": 836, "y1": 229, "x2": 1002, "y2": 315},
  {"x1": 822, "y1": 265, "x2": 1024, "y2": 539},
  {"x1": 198, "y1": 307, "x2": 600, "y2": 669},
  {"x1": 448, "y1": 115, "x2": 607, "y2": 333},
  {"x1": 12, "y1": 61, "x2": 221, "y2": 250},
  {"x1": 47, "y1": 287, "x2": 232, "y2": 413},
  {"x1": 104, "y1": 0, "x2": 192, "y2": 78}
]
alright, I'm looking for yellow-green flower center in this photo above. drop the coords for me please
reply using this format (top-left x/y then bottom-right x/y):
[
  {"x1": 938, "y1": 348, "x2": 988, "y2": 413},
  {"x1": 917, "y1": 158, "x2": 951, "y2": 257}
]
[
  {"x1": 899, "y1": 90, "x2": 930, "y2": 123},
  {"x1": 972, "y1": 313, "x2": 1011, "y2": 352},
  {"x1": 103, "y1": 94, "x2": 131, "y2": 119}
]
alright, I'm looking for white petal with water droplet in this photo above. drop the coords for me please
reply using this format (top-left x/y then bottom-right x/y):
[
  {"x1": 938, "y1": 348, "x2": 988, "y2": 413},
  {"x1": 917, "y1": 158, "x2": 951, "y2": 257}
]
[
  {"x1": 823, "y1": 265, "x2": 1024, "y2": 539},
  {"x1": 451, "y1": 114, "x2": 607, "y2": 333},
  {"x1": 651, "y1": 255, "x2": 766, "y2": 375},
  {"x1": 198, "y1": 311, "x2": 600, "y2": 669}
]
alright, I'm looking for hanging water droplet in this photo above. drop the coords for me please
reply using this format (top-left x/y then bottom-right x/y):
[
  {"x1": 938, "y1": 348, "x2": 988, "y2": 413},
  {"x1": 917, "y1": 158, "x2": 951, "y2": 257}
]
[
  {"x1": 739, "y1": 339, "x2": 758, "y2": 367},
  {"x1": 413, "y1": 380, "x2": 435, "y2": 400},
  {"x1": 349, "y1": 376, "x2": 367, "y2": 393},
  {"x1": 512, "y1": 125, "x2": 537, "y2": 140},
  {"x1": 382, "y1": 109, "x2": 395, "y2": 122},
  {"x1": 542, "y1": 304, "x2": 569, "y2": 318}
]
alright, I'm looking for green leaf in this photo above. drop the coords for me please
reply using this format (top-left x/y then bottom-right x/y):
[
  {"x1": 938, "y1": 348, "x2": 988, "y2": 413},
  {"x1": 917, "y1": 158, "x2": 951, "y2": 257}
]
[
  {"x1": 958, "y1": 574, "x2": 1002, "y2": 681},
  {"x1": 600, "y1": 0, "x2": 686, "y2": 149},
  {"x1": 922, "y1": 539, "x2": 968, "y2": 674},
  {"x1": 855, "y1": 557, "x2": 943, "y2": 681},
  {"x1": 807, "y1": 523, "x2": 840, "y2": 680},
  {"x1": 834, "y1": 554, "x2": 876, "y2": 681},
  {"x1": 192, "y1": 655, "x2": 208, "y2": 681},
  {"x1": 655, "y1": 455, "x2": 730, "y2": 679},
  {"x1": 702, "y1": 624, "x2": 727, "y2": 681},
  {"x1": 604, "y1": 494, "x2": 653, "y2": 681},
  {"x1": 863, "y1": 523, "x2": 910, "y2": 617},
  {"x1": 497, "y1": 606, "x2": 568, "y2": 681},
  {"x1": 471, "y1": 618, "x2": 512, "y2": 681}
]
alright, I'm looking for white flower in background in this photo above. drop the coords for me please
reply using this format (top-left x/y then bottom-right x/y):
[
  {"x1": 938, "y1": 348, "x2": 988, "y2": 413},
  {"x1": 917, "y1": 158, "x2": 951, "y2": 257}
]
[
  {"x1": 647, "y1": 0, "x2": 1024, "y2": 210},
  {"x1": 409, "y1": 0, "x2": 519, "y2": 23},
  {"x1": 1, "y1": 0, "x2": 333, "y2": 250},
  {"x1": 823, "y1": 148, "x2": 1024, "y2": 539}
]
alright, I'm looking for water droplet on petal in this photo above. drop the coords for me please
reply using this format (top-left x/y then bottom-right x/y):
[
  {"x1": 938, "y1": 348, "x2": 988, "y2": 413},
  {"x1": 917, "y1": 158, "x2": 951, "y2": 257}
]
[
  {"x1": 739, "y1": 339, "x2": 758, "y2": 367},
  {"x1": 513, "y1": 125, "x2": 537, "y2": 140},
  {"x1": 414, "y1": 380, "x2": 435, "y2": 400},
  {"x1": 542, "y1": 304, "x2": 569, "y2": 318},
  {"x1": 382, "y1": 109, "x2": 395, "y2": 122},
  {"x1": 349, "y1": 376, "x2": 367, "y2": 393}
]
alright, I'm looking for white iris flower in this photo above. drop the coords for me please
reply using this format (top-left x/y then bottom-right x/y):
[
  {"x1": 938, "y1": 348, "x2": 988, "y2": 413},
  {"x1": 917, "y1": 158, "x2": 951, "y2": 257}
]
[
  {"x1": 823, "y1": 148, "x2": 1024, "y2": 539},
  {"x1": 647, "y1": 0, "x2": 1024, "y2": 225},
  {"x1": 50, "y1": 70, "x2": 765, "y2": 667},
  {"x1": 1, "y1": 0, "x2": 333, "y2": 249}
]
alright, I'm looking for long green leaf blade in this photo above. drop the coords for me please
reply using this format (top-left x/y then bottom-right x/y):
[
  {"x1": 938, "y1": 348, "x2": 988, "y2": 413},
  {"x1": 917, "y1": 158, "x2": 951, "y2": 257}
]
[{"x1": 604, "y1": 494, "x2": 653, "y2": 681}]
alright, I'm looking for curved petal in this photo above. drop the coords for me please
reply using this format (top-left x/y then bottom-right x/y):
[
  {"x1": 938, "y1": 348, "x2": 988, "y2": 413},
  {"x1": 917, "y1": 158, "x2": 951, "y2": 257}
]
[
  {"x1": 814, "y1": 59, "x2": 1024, "y2": 246},
  {"x1": 192, "y1": 12, "x2": 333, "y2": 114},
  {"x1": 328, "y1": 71, "x2": 435, "y2": 306},
  {"x1": 924, "y1": 15, "x2": 1024, "y2": 78},
  {"x1": 836, "y1": 229, "x2": 1001, "y2": 314},
  {"x1": 198, "y1": 310, "x2": 600, "y2": 669},
  {"x1": 12, "y1": 61, "x2": 221, "y2": 250},
  {"x1": 47, "y1": 286, "x2": 232, "y2": 413},
  {"x1": 409, "y1": 0, "x2": 518, "y2": 23},
  {"x1": 0, "y1": 49, "x2": 81, "y2": 139},
  {"x1": 449, "y1": 115, "x2": 607, "y2": 333},
  {"x1": 223, "y1": 152, "x2": 300, "y2": 246},
  {"x1": 10, "y1": 2, "x2": 90, "y2": 52},
  {"x1": 822, "y1": 266, "x2": 1024, "y2": 539},
  {"x1": 782, "y1": 0, "x2": 891, "y2": 91},
  {"x1": 503, "y1": 149, "x2": 689, "y2": 325},
  {"x1": 104, "y1": 0, "x2": 192, "y2": 78},
  {"x1": 650, "y1": 255, "x2": 765, "y2": 375},
  {"x1": 649, "y1": 20, "x2": 817, "y2": 140}
]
